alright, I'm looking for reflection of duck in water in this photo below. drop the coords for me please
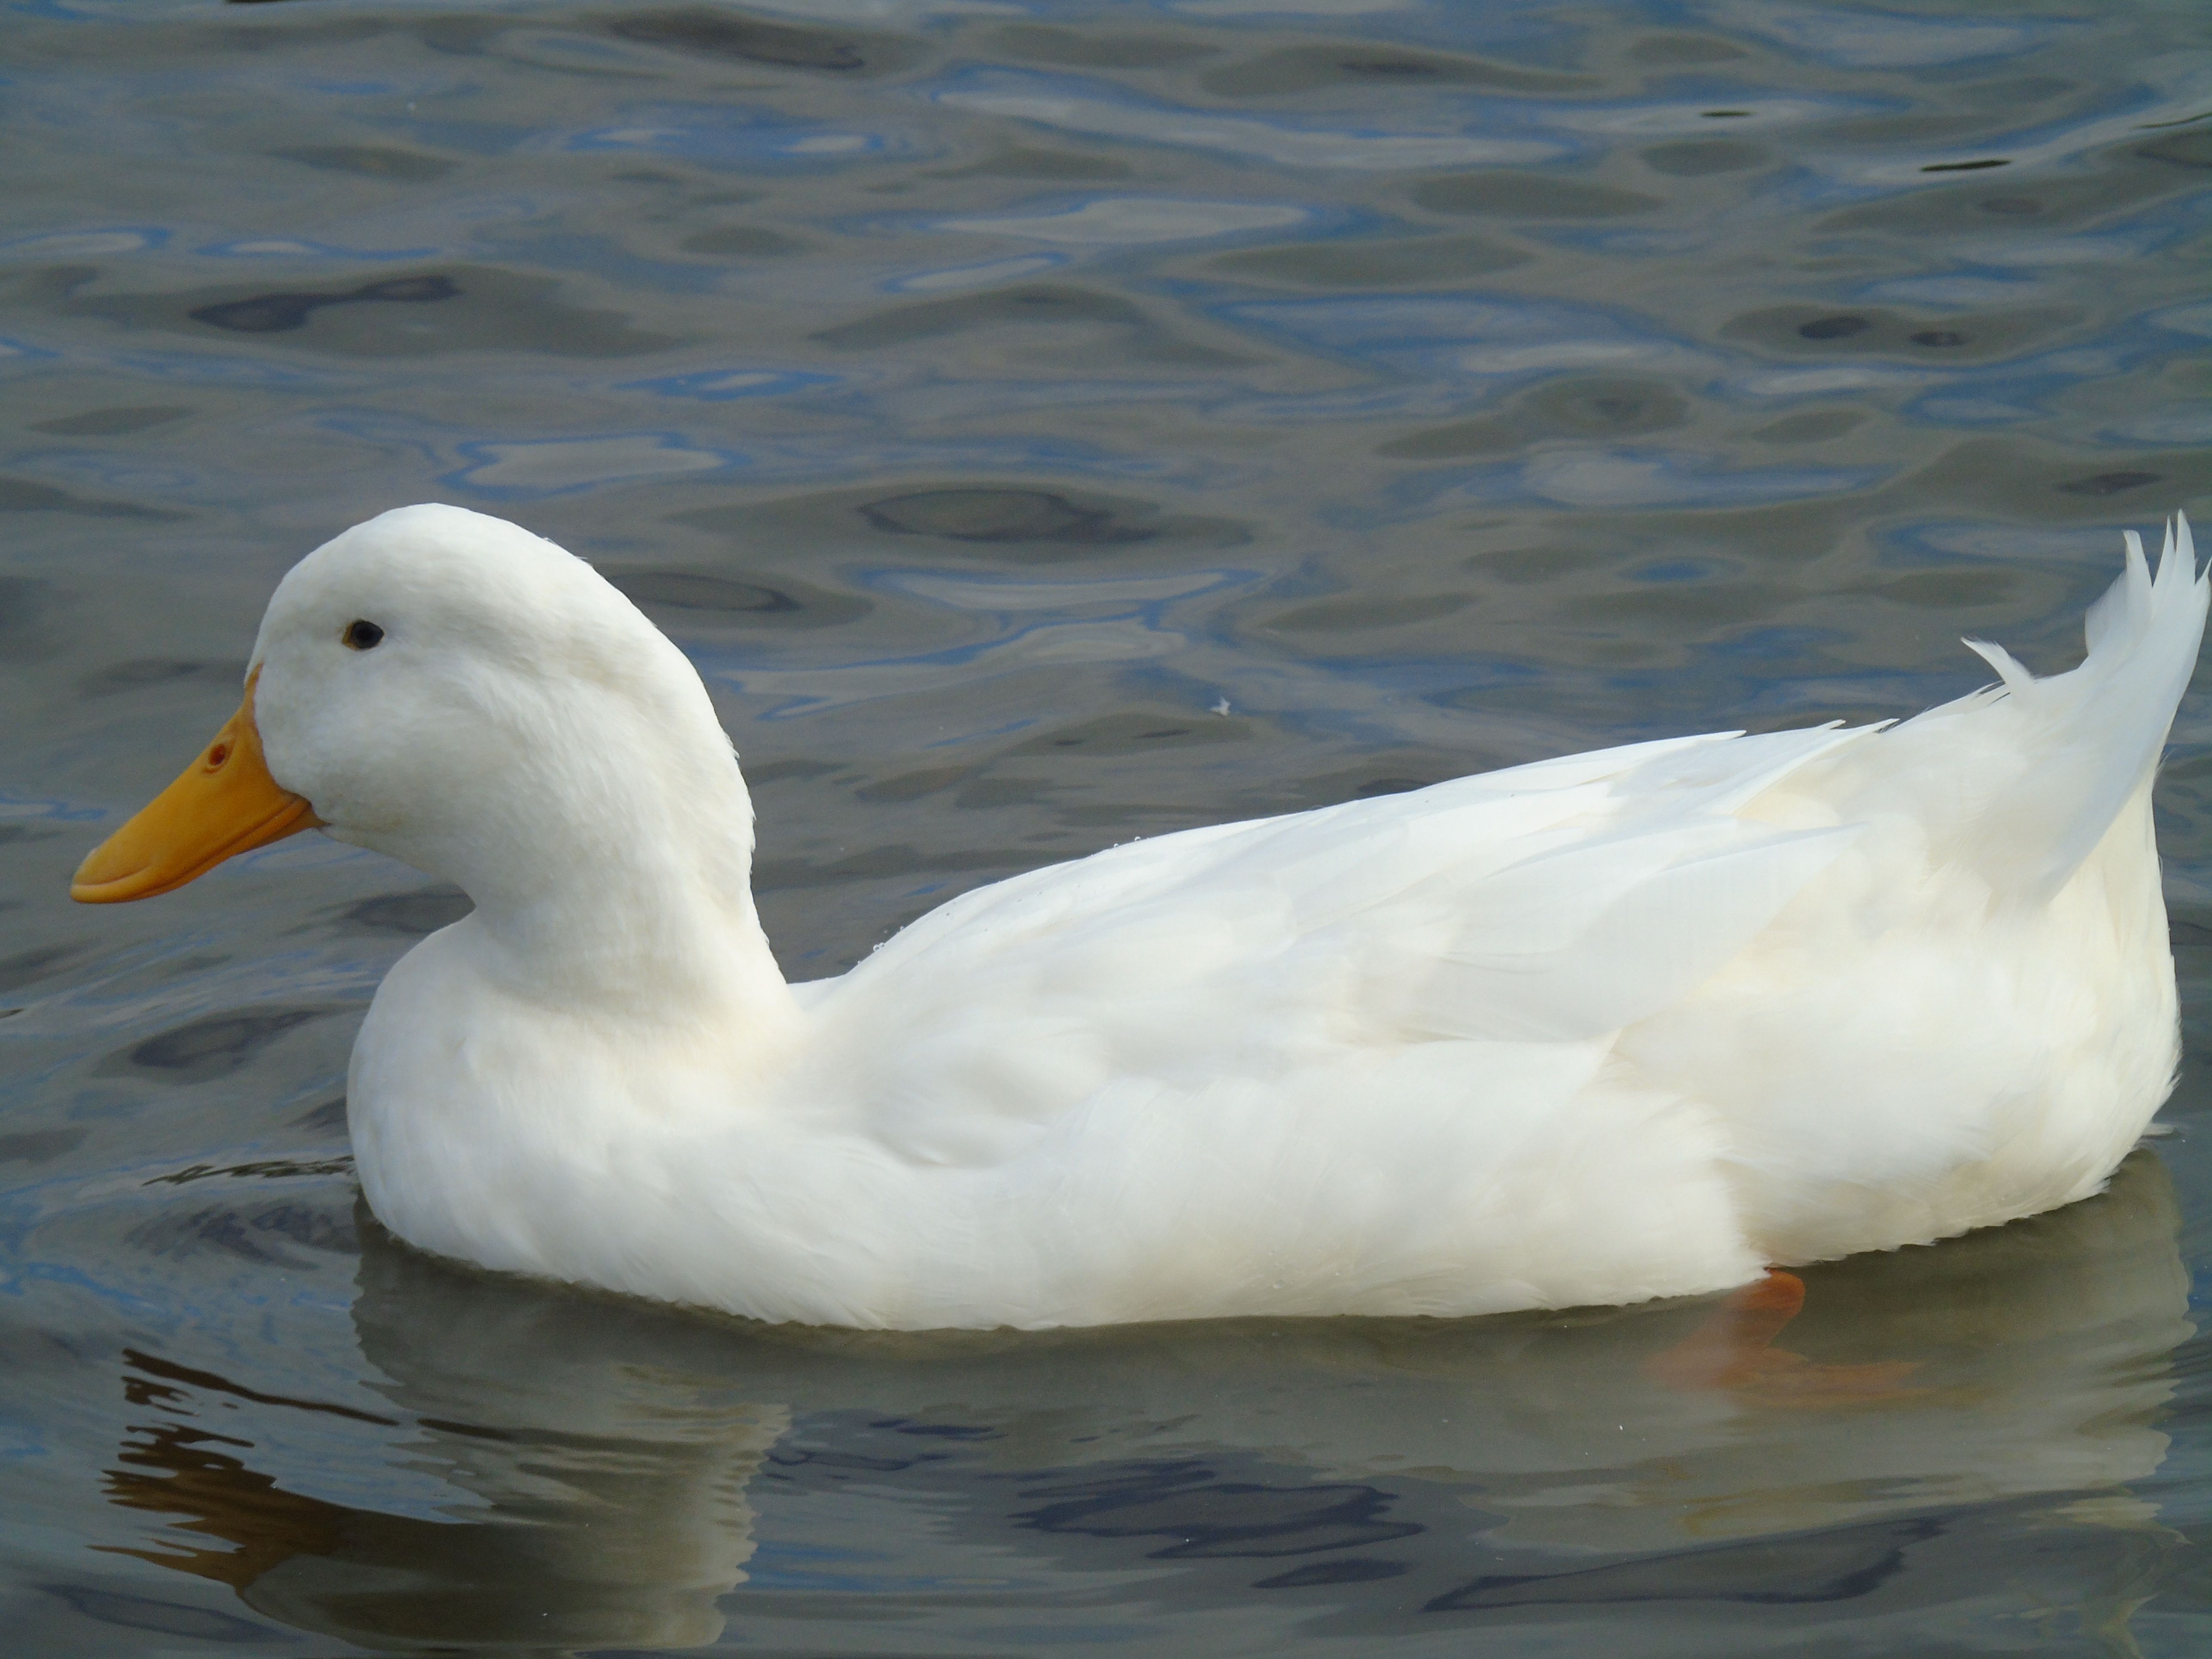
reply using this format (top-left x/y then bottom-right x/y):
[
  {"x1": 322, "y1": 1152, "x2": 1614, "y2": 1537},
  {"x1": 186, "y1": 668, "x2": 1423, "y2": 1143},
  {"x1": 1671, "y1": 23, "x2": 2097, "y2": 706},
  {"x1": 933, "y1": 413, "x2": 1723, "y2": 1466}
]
[
  {"x1": 1439, "y1": 1149, "x2": 2194, "y2": 1554},
  {"x1": 71, "y1": 506, "x2": 2205, "y2": 1328},
  {"x1": 102, "y1": 1155, "x2": 2189, "y2": 1646},
  {"x1": 104, "y1": 1210, "x2": 785, "y2": 1652}
]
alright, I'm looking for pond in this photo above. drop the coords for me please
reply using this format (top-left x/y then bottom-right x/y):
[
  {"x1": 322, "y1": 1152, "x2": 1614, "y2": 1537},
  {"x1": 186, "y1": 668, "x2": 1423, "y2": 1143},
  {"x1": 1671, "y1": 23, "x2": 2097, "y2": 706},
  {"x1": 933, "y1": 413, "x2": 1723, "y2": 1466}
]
[{"x1": 3, "y1": 0, "x2": 2211, "y2": 1652}]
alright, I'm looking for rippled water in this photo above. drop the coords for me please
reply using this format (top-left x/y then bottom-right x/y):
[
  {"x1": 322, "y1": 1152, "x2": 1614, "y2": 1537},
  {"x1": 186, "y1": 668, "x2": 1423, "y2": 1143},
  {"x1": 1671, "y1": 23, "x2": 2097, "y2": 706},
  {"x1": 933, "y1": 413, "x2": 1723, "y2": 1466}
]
[{"x1": 4, "y1": 1, "x2": 2212, "y2": 1652}]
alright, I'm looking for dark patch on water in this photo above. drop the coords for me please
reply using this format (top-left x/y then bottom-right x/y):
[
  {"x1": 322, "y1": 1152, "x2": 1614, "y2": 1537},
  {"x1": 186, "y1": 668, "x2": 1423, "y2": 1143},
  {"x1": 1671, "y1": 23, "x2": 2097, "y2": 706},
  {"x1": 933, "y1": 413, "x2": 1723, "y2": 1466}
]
[
  {"x1": 126, "y1": 1197, "x2": 357, "y2": 1268},
  {"x1": 1382, "y1": 376, "x2": 1689, "y2": 459},
  {"x1": 609, "y1": 570, "x2": 797, "y2": 612},
  {"x1": 1016, "y1": 711, "x2": 1246, "y2": 755},
  {"x1": 1425, "y1": 1515, "x2": 1941, "y2": 1610},
  {"x1": 2057, "y1": 471, "x2": 2163, "y2": 497},
  {"x1": 336, "y1": 889, "x2": 472, "y2": 937},
  {"x1": 2139, "y1": 129, "x2": 2212, "y2": 170},
  {"x1": 1352, "y1": 776, "x2": 1432, "y2": 798},
  {"x1": 38, "y1": 1584, "x2": 274, "y2": 1643},
  {"x1": 0, "y1": 943, "x2": 84, "y2": 994},
  {"x1": 744, "y1": 757, "x2": 842, "y2": 786},
  {"x1": 625, "y1": 568, "x2": 876, "y2": 632},
  {"x1": 872, "y1": 1416, "x2": 1001, "y2": 1440},
  {"x1": 855, "y1": 765, "x2": 969, "y2": 803},
  {"x1": 289, "y1": 1094, "x2": 347, "y2": 1134},
  {"x1": 0, "y1": 481, "x2": 181, "y2": 520},
  {"x1": 0, "y1": 578, "x2": 49, "y2": 654},
  {"x1": 605, "y1": 8, "x2": 908, "y2": 75},
  {"x1": 768, "y1": 1443, "x2": 929, "y2": 1474},
  {"x1": 268, "y1": 144, "x2": 455, "y2": 181},
  {"x1": 189, "y1": 275, "x2": 459, "y2": 334},
  {"x1": 144, "y1": 1156, "x2": 353, "y2": 1187},
  {"x1": 122, "y1": 1346, "x2": 391, "y2": 1424},
  {"x1": 78, "y1": 266, "x2": 676, "y2": 358},
  {"x1": 0, "y1": 1126, "x2": 87, "y2": 1164},
  {"x1": 935, "y1": 142, "x2": 1135, "y2": 180},
  {"x1": 28, "y1": 406, "x2": 190, "y2": 437},
  {"x1": 1799, "y1": 315, "x2": 1870, "y2": 340},
  {"x1": 862, "y1": 487, "x2": 1157, "y2": 546},
  {"x1": 1627, "y1": 35, "x2": 1747, "y2": 64},
  {"x1": 1255, "y1": 1556, "x2": 1409, "y2": 1588},
  {"x1": 1212, "y1": 232, "x2": 1530, "y2": 287},
  {"x1": 679, "y1": 225, "x2": 807, "y2": 258},
  {"x1": 1016, "y1": 1462, "x2": 1424, "y2": 1559},
  {"x1": 1201, "y1": 44, "x2": 1593, "y2": 97},
  {"x1": 106, "y1": 1007, "x2": 337, "y2": 1082}
]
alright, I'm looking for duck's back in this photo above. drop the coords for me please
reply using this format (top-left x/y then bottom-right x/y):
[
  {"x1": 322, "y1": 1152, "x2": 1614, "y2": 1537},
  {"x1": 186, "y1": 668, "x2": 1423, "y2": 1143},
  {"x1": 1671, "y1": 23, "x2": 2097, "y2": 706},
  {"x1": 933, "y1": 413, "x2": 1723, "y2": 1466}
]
[
  {"x1": 783, "y1": 725, "x2": 1867, "y2": 1322},
  {"x1": 779, "y1": 525, "x2": 2202, "y2": 1327},
  {"x1": 811, "y1": 724, "x2": 1864, "y2": 1133}
]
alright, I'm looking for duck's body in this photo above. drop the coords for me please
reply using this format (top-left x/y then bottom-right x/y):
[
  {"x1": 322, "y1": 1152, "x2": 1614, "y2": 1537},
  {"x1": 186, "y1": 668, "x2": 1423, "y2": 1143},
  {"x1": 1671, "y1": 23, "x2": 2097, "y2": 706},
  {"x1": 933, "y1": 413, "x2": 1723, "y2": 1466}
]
[{"x1": 75, "y1": 507, "x2": 2204, "y2": 1328}]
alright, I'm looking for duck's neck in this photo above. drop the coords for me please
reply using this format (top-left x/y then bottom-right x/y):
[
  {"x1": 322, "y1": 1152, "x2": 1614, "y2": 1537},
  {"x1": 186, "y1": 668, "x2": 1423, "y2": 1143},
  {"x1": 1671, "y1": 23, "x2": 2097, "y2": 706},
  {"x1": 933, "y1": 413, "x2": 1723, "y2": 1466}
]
[
  {"x1": 365, "y1": 730, "x2": 795, "y2": 1037},
  {"x1": 461, "y1": 818, "x2": 791, "y2": 1030}
]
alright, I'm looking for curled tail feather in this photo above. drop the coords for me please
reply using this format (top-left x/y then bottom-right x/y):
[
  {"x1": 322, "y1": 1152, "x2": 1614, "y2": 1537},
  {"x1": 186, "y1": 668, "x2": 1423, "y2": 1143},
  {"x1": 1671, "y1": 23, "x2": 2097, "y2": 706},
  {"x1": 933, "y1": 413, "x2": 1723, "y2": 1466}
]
[{"x1": 1927, "y1": 514, "x2": 2204, "y2": 899}]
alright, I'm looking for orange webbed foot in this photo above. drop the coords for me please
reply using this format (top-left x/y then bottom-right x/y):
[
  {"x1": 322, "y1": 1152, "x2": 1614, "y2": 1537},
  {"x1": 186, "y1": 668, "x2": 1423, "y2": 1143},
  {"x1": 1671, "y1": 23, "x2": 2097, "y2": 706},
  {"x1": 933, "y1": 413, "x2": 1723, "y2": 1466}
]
[{"x1": 1646, "y1": 1269, "x2": 1924, "y2": 1408}]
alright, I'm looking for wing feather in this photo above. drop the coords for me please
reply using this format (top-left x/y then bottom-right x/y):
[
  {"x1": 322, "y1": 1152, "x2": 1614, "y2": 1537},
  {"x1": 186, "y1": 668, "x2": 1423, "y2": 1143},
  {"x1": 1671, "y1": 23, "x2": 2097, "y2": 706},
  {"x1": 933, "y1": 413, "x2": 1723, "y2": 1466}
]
[{"x1": 803, "y1": 724, "x2": 1865, "y2": 1161}]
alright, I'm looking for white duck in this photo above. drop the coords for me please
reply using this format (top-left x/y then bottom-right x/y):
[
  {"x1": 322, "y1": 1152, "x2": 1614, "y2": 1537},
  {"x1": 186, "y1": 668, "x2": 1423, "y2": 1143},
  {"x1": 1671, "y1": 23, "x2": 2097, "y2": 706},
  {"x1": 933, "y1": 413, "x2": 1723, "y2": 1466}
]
[{"x1": 72, "y1": 504, "x2": 2203, "y2": 1330}]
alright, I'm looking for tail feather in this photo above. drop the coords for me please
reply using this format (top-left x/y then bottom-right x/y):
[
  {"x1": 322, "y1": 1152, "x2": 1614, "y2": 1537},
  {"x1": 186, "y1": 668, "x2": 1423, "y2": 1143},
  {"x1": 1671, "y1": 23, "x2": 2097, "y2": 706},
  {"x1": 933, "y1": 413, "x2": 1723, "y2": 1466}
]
[
  {"x1": 1910, "y1": 514, "x2": 2205, "y2": 899},
  {"x1": 2082, "y1": 526, "x2": 2156, "y2": 659}
]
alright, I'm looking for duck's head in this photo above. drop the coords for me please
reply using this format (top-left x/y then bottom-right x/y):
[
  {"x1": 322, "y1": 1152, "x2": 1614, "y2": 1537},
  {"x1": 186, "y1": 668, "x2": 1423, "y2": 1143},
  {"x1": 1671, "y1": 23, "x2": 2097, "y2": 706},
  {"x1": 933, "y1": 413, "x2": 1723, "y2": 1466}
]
[{"x1": 71, "y1": 503, "x2": 753, "y2": 914}]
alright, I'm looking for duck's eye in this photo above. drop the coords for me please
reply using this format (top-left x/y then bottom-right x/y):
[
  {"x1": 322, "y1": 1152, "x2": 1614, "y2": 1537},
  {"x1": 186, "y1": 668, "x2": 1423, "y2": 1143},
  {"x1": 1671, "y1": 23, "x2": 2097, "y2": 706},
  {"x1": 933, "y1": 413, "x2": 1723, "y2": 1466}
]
[{"x1": 342, "y1": 620, "x2": 385, "y2": 651}]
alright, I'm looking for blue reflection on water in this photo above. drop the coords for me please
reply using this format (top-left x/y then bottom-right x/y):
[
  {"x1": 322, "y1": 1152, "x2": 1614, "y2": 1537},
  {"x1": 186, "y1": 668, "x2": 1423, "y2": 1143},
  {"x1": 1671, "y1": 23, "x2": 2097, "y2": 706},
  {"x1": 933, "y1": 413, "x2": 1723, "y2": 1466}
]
[
  {"x1": 887, "y1": 253, "x2": 1067, "y2": 294},
  {"x1": 622, "y1": 368, "x2": 842, "y2": 402},
  {"x1": 99, "y1": 351, "x2": 337, "y2": 390},
  {"x1": 0, "y1": 227, "x2": 165, "y2": 261},
  {"x1": 927, "y1": 68, "x2": 1571, "y2": 170},
  {"x1": 1714, "y1": 4, "x2": 2070, "y2": 68},
  {"x1": 1215, "y1": 292, "x2": 1705, "y2": 379},
  {"x1": 444, "y1": 432, "x2": 734, "y2": 498},
  {"x1": 565, "y1": 104, "x2": 900, "y2": 167}
]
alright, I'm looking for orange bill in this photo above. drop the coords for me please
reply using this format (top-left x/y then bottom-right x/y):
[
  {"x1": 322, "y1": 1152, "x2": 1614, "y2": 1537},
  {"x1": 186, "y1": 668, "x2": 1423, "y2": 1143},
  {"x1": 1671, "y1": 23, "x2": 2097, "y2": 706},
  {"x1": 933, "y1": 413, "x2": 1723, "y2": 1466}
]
[{"x1": 71, "y1": 670, "x2": 323, "y2": 903}]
